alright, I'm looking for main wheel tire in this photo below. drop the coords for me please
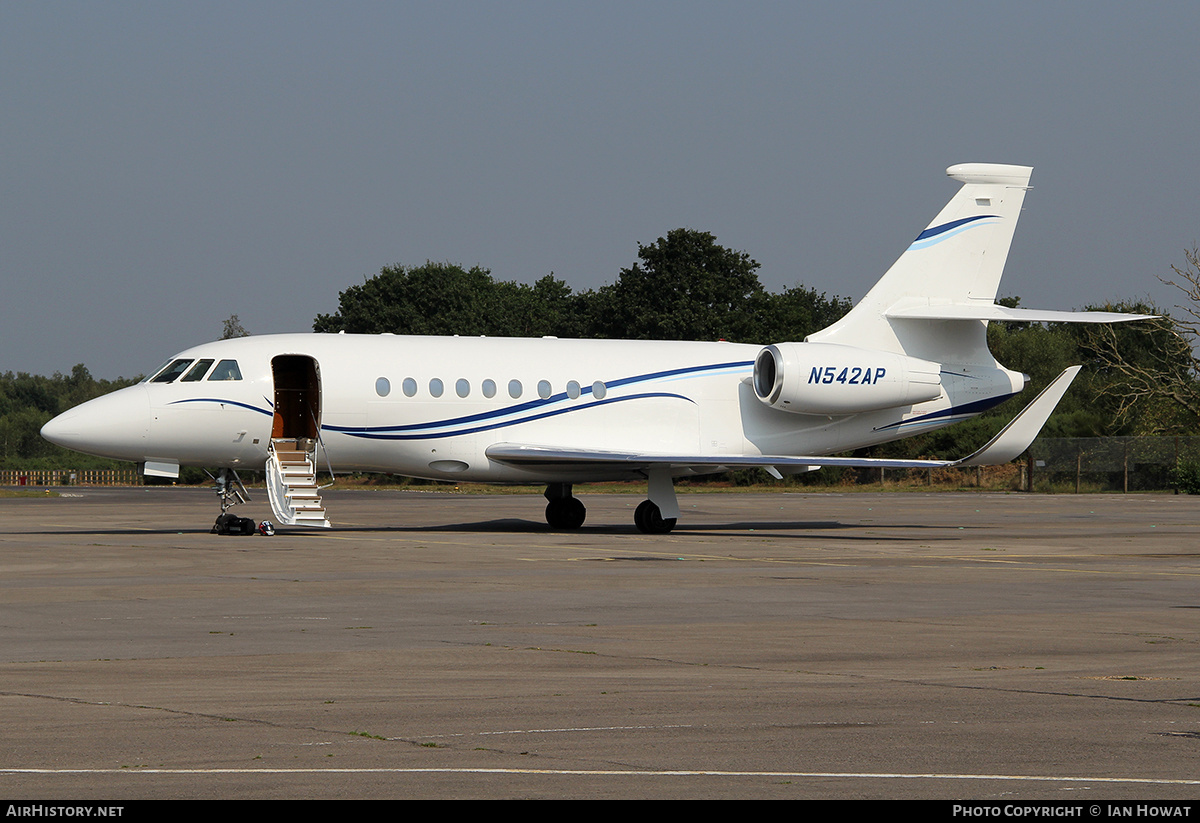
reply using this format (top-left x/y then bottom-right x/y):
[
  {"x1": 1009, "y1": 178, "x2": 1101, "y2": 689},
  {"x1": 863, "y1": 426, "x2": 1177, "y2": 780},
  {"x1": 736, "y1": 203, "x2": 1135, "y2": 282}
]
[
  {"x1": 545, "y1": 497, "x2": 586, "y2": 530},
  {"x1": 634, "y1": 500, "x2": 676, "y2": 534}
]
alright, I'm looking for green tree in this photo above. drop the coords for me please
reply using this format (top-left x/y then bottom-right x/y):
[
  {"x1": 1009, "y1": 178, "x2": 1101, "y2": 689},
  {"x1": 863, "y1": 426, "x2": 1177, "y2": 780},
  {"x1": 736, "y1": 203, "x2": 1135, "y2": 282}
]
[
  {"x1": 221, "y1": 314, "x2": 249, "y2": 339},
  {"x1": 582, "y1": 229, "x2": 767, "y2": 341},
  {"x1": 313, "y1": 232, "x2": 853, "y2": 344},
  {"x1": 1068, "y1": 247, "x2": 1200, "y2": 435},
  {"x1": 485, "y1": 273, "x2": 579, "y2": 338},
  {"x1": 314, "y1": 262, "x2": 578, "y2": 337},
  {"x1": 1075, "y1": 299, "x2": 1200, "y2": 435},
  {"x1": 748, "y1": 285, "x2": 852, "y2": 344},
  {"x1": 314, "y1": 262, "x2": 490, "y2": 335},
  {"x1": 0, "y1": 366, "x2": 140, "y2": 467}
]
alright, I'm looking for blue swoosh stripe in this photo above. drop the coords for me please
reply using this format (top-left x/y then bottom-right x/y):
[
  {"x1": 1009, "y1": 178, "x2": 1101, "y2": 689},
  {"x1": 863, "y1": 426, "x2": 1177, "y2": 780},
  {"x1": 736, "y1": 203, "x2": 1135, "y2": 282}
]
[
  {"x1": 167, "y1": 398, "x2": 273, "y2": 415},
  {"x1": 602, "y1": 360, "x2": 752, "y2": 390},
  {"x1": 908, "y1": 215, "x2": 999, "y2": 250},
  {"x1": 329, "y1": 359, "x2": 753, "y2": 435},
  {"x1": 874, "y1": 391, "x2": 1018, "y2": 432},
  {"x1": 164, "y1": 360, "x2": 753, "y2": 440},
  {"x1": 344, "y1": 392, "x2": 692, "y2": 441}
]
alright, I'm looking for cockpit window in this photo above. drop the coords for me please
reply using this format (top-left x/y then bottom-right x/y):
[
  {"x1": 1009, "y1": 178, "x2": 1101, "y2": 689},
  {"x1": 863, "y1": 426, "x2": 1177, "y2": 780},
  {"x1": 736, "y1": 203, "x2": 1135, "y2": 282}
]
[
  {"x1": 180, "y1": 359, "x2": 215, "y2": 382},
  {"x1": 207, "y1": 359, "x2": 242, "y2": 381},
  {"x1": 141, "y1": 361, "x2": 170, "y2": 383},
  {"x1": 150, "y1": 359, "x2": 194, "y2": 383}
]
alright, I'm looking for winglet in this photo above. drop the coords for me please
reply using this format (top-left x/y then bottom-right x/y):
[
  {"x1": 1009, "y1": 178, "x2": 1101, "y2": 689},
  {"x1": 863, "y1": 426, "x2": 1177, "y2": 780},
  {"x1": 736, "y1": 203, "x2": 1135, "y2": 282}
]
[{"x1": 956, "y1": 366, "x2": 1081, "y2": 466}]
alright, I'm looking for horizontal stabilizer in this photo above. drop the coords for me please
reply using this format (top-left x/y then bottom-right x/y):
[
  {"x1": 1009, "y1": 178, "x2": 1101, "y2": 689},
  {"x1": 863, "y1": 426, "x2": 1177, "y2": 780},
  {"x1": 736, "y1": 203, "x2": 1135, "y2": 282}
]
[{"x1": 886, "y1": 305, "x2": 1155, "y2": 324}]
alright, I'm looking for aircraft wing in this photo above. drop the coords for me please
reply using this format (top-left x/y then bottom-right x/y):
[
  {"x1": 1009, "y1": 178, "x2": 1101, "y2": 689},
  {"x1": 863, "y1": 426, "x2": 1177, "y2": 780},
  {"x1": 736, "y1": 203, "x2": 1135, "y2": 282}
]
[
  {"x1": 486, "y1": 367, "x2": 1082, "y2": 475},
  {"x1": 485, "y1": 443, "x2": 951, "y2": 474}
]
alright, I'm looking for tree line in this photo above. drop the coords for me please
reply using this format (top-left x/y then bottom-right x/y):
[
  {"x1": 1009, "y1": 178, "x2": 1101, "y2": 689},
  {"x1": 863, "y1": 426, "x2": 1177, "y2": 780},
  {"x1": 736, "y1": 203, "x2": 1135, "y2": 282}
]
[
  {"x1": 0, "y1": 365, "x2": 139, "y2": 469},
  {"x1": 313, "y1": 228, "x2": 852, "y2": 344},
  {"x1": 4, "y1": 229, "x2": 1197, "y2": 471}
]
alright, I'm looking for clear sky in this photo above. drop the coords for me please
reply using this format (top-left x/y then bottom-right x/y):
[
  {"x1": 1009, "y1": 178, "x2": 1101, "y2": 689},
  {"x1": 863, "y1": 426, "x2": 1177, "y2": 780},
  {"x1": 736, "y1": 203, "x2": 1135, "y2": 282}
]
[{"x1": 3, "y1": 1, "x2": 1198, "y2": 378}]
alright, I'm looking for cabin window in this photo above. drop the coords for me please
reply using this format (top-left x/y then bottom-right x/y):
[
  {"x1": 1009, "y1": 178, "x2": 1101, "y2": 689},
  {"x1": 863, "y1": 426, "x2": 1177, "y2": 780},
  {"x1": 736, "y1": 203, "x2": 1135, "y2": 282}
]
[
  {"x1": 429, "y1": 378, "x2": 444, "y2": 398},
  {"x1": 402, "y1": 377, "x2": 417, "y2": 397},
  {"x1": 375, "y1": 377, "x2": 390, "y2": 397},
  {"x1": 592, "y1": 381, "x2": 607, "y2": 400},
  {"x1": 566, "y1": 380, "x2": 581, "y2": 400},
  {"x1": 456, "y1": 378, "x2": 470, "y2": 398},
  {"x1": 482, "y1": 379, "x2": 496, "y2": 398},
  {"x1": 208, "y1": 360, "x2": 242, "y2": 381},
  {"x1": 181, "y1": 359, "x2": 215, "y2": 382},
  {"x1": 151, "y1": 359, "x2": 193, "y2": 383},
  {"x1": 537, "y1": 380, "x2": 552, "y2": 399},
  {"x1": 508, "y1": 379, "x2": 522, "y2": 399}
]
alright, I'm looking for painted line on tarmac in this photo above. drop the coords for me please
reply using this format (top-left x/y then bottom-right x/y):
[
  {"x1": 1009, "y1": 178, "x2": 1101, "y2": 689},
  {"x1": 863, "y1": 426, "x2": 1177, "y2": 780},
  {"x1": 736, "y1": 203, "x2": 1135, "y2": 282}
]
[
  {"x1": 417, "y1": 724, "x2": 696, "y2": 738},
  {"x1": 2, "y1": 768, "x2": 1199, "y2": 785}
]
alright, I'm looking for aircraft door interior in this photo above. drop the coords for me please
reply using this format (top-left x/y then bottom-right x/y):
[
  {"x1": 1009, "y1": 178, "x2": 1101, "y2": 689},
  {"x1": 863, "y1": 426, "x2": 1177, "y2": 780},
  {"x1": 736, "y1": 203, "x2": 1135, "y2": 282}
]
[{"x1": 271, "y1": 355, "x2": 321, "y2": 443}]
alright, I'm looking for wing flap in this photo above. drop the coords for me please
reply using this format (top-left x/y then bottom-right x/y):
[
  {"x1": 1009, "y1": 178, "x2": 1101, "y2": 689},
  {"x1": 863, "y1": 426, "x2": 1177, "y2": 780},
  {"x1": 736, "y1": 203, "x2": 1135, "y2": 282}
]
[{"x1": 485, "y1": 443, "x2": 951, "y2": 473}]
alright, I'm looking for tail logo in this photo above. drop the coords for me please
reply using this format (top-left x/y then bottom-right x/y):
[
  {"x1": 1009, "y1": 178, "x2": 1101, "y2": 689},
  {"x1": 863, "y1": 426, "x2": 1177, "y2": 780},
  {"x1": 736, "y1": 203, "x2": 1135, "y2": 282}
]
[{"x1": 908, "y1": 214, "x2": 1000, "y2": 250}]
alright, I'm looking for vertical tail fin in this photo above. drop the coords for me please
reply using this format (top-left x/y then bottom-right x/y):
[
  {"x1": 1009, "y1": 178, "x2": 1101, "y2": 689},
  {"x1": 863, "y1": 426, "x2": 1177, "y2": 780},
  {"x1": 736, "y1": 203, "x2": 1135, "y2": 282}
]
[{"x1": 808, "y1": 163, "x2": 1033, "y2": 362}]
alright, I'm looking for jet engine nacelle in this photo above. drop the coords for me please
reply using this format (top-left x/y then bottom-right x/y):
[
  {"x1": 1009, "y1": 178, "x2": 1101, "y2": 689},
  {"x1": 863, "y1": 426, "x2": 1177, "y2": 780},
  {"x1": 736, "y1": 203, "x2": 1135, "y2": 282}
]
[{"x1": 753, "y1": 342, "x2": 943, "y2": 415}]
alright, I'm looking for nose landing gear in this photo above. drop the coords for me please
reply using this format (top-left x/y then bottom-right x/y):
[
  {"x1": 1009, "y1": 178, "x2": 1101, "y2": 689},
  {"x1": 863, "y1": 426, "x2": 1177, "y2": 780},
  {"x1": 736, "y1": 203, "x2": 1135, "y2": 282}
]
[{"x1": 209, "y1": 468, "x2": 256, "y2": 535}]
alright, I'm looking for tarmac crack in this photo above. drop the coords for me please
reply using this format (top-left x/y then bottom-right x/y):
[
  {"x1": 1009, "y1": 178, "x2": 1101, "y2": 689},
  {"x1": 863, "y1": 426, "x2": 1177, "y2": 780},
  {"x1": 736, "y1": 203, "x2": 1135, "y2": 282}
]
[
  {"x1": 0, "y1": 689, "x2": 393, "y2": 740},
  {"x1": 480, "y1": 645, "x2": 1200, "y2": 708},
  {"x1": 0, "y1": 689, "x2": 293, "y2": 728}
]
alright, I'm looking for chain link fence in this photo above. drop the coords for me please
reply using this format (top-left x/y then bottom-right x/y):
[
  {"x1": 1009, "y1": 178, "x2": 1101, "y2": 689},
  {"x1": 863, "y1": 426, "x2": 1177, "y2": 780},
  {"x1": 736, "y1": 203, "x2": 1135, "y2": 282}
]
[{"x1": 1028, "y1": 437, "x2": 1200, "y2": 493}]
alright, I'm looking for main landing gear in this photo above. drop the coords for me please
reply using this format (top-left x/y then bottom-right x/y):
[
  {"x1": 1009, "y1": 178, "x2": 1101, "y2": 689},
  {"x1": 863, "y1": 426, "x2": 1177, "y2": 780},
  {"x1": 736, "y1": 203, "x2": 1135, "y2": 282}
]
[
  {"x1": 542, "y1": 469, "x2": 680, "y2": 534},
  {"x1": 636, "y1": 468, "x2": 679, "y2": 534},
  {"x1": 544, "y1": 483, "x2": 587, "y2": 529},
  {"x1": 633, "y1": 500, "x2": 676, "y2": 534}
]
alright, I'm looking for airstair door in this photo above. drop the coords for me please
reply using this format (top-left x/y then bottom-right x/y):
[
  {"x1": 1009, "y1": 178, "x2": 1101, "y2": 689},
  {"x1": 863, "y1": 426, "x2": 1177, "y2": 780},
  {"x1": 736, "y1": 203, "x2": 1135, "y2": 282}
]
[
  {"x1": 266, "y1": 355, "x2": 331, "y2": 528},
  {"x1": 271, "y1": 355, "x2": 321, "y2": 442}
]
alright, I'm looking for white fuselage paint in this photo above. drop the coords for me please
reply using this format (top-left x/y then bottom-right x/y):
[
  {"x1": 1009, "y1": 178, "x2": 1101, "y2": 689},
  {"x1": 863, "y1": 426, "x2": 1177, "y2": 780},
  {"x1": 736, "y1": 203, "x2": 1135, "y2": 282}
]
[{"x1": 43, "y1": 332, "x2": 1024, "y2": 484}]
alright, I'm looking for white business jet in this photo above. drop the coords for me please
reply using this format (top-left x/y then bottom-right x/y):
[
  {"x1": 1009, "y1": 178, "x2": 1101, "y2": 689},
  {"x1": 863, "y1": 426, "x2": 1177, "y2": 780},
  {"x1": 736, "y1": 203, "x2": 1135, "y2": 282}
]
[{"x1": 41, "y1": 164, "x2": 1149, "y2": 533}]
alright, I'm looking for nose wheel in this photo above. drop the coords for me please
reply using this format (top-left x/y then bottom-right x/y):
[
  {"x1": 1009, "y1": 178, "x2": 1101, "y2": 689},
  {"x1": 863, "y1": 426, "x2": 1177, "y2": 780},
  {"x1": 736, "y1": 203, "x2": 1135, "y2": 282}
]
[
  {"x1": 211, "y1": 467, "x2": 249, "y2": 513},
  {"x1": 208, "y1": 468, "x2": 257, "y2": 535}
]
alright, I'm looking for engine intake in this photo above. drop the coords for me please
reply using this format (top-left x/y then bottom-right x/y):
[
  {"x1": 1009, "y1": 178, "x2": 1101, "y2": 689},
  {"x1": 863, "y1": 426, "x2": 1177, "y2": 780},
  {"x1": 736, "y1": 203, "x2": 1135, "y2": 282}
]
[{"x1": 753, "y1": 342, "x2": 943, "y2": 415}]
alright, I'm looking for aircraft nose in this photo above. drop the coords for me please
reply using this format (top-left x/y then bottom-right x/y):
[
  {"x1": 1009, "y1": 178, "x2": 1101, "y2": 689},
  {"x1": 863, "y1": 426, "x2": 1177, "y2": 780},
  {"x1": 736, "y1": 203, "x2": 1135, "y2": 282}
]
[{"x1": 41, "y1": 385, "x2": 151, "y2": 460}]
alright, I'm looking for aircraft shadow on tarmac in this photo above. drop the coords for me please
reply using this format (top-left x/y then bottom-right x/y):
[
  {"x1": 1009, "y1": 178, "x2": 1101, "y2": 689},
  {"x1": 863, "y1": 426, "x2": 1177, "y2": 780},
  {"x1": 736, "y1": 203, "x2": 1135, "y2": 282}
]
[
  {"x1": 264, "y1": 518, "x2": 966, "y2": 538},
  {"x1": 26, "y1": 518, "x2": 975, "y2": 539}
]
